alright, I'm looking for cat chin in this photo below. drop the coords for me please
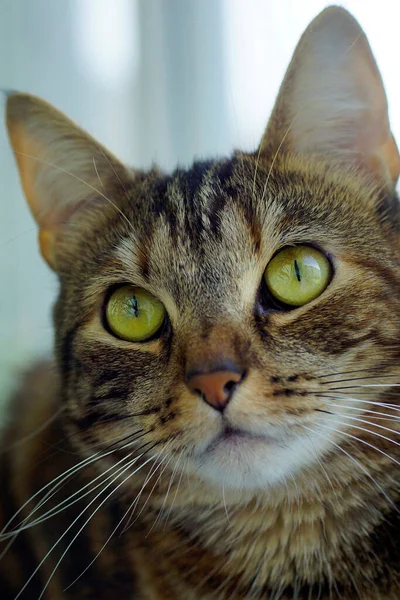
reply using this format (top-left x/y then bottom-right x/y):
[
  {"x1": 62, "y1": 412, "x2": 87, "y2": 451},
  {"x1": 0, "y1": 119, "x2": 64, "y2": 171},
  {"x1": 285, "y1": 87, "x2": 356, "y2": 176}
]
[{"x1": 191, "y1": 430, "x2": 333, "y2": 491}]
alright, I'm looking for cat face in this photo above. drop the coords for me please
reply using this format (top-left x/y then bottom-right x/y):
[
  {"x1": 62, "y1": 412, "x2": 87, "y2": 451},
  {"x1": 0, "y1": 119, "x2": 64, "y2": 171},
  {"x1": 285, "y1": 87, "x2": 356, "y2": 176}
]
[
  {"x1": 50, "y1": 154, "x2": 400, "y2": 491},
  {"x1": 6, "y1": 7, "x2": 400, "y2": 492}
]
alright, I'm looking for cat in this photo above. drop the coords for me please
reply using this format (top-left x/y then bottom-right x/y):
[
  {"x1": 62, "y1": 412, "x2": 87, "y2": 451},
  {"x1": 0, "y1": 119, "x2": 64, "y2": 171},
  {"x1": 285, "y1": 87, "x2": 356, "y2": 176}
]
[{"x1": 2, "y1": 5, "x2": 400, "y2": 599}]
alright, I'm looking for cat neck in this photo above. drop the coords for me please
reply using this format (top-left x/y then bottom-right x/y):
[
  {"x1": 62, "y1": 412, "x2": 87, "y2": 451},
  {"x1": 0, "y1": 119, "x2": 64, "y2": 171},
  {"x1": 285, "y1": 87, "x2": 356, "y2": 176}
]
[{"x1": 124, "y1": 456, "x2": 400, "y2": 599}]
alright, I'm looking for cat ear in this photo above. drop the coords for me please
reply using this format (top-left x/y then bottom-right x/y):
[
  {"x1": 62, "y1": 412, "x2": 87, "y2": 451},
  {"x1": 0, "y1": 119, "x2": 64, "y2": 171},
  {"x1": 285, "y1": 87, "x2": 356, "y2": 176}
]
[
  {"x1": 6, "y1": 93, "x2": 130, "y2": 269},
  {"x1": 260, "y1": 6, "x2": 400, "y2": 185}
]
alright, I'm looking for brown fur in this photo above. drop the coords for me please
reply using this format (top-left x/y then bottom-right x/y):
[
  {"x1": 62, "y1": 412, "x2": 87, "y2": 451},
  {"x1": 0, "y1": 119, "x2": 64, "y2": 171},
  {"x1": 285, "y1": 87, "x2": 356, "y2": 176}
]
[{"x1": 2, "y1": 6, "x2": 400, "y2": 599}]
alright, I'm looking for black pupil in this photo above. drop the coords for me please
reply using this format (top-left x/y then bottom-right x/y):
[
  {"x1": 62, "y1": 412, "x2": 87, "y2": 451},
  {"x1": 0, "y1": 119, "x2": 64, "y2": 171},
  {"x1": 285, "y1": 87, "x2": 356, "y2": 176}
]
[
  {"x1": 130, "y1": 296, "x2": 139, "y2": 318},
  {"x1": 294, "y1": 259, "x2": 301, "y2": 282}
]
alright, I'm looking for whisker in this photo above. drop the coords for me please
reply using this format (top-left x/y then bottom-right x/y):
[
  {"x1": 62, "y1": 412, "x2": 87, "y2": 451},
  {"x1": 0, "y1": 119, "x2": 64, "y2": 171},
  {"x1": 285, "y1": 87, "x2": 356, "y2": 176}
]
[
  {"x1": 0, "y1": 451, "x2": 135, "y2": 541},
  {"x1": 97, "y1": 428, "x2": 148, "y2": 452},
  {"x1": 326, "y1": 384, "x2": 400, "y2": 391},
  {"x1": 0, "y1": 536, "x2": 17, "y2": 564},
  {"x1": 316, "y1": 395, "x2": 400, "y2": 411},
  {"x1": 317, "y1": 367, "x2": 392, "y2": 380},
  {"x1": 98, "y1": 146, "x2": 131, "y2": 204},
  {"x1": 323, "y1": 401, "x2": 400, "y2": 421},
  {"x1": 92, "y1": 156, "x2": 108, "y2": 196},
  {"x1": 14, "y1": 149, "x2": 135, "y2": 232},
  {"x1": 16, "y1": 445, "x2": 158, "y2": 600},
  {"x1": 25, "y1": 430, "x2": 148, "y2": 518},
  {"x1": 0, "y1": 429, "x2": 145, "y2": 538},
  {"x1": 2, "y1": 436, "x2": 154, "y2": 540},
  {"x1": 31, "y1": 428, "x2": 147, "y2": 501},
  {"x1": 251, "y1": 138, "x2": 265, "y2": 206},
  {"x1": 64, "y1": 444, "x2": 169, "y2": 592},
  {"x1": 317, "y1": 389, "x2": 400, "y2": 400},
  {"x1": 0, "y1": 225, "x2": 38, "y2": 249},
  {"x1": 321, "y1": 374, "x2": 400, "y2": 385},
  {"x1": 121, "y1": 459, "x2": 162, "y2": 532},
  {"x1": 39, "y1": 451, "x2": 158, "y2": 600},
  {"x1": 145, "y1": 454, "x2": 177, "y2": 537},
  {"x1": 1, "y1": 450, "x2": 105, "y2": 537},
  {"x1": 316, "y1": 422, "x2": 400, "y2": 466},
  {"x1": 0, "y1": 406, "x2": 64, "y2": 454},
  {"x1": 149, "y1": 452, "x2": 182, "y2": 532},
  {"x1": 0, "y1": 436, "x2": 148, "y2": 563},
  {"x1": 300, "y1": 424, "x2": 400, "y2": 515},
  {"x1": 122, "y1": 442, "x2": 174, "y2": 534},
  {"x1": 163, "y1": 451, "x2": 186, "y2": 528},
  {"x1": 318, "y1": 412, "x2": 400, "y2": 440},
  {"x1": 123, "y1": 437, "x2": 181, "y2": 535},
  {"x1": 356, "y1": 384, "x2": 400, "y2": 388},
  {"x1": 303, "y1": 434, "x2": 339, "y2": 503},
  {"x1": 259, "y1": 115, "x2": 296, "y2": 206}
]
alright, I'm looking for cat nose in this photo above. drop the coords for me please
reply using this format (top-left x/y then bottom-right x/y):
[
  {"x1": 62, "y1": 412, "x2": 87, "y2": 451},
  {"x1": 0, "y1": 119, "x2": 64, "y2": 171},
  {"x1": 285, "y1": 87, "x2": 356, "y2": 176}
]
[{"x1": 186, "y1": 367, "x2": 245, "y2": 412}]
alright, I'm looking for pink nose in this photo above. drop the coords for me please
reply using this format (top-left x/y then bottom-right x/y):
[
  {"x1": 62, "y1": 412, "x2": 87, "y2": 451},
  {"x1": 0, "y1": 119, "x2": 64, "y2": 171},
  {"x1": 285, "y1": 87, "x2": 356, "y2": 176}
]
[{"x1": 187, "y1": 369, "x2": 244, "y2": 412}]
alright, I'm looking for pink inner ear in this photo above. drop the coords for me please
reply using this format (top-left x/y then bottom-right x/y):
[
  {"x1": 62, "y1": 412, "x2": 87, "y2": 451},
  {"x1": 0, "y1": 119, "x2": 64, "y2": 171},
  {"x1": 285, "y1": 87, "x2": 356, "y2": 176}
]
[{"x1": 260, "y1": 6, "x2": 400, "y2": 185}]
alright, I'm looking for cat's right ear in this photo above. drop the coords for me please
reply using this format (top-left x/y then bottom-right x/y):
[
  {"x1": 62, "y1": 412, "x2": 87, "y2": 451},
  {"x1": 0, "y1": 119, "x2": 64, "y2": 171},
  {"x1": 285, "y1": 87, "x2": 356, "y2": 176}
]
[
  {"x1": 259, "y1": 7, "x2": 400, "y2": 187},
  {"x1": 6, "y1": 93, "x2": 130, "y2": 270}
]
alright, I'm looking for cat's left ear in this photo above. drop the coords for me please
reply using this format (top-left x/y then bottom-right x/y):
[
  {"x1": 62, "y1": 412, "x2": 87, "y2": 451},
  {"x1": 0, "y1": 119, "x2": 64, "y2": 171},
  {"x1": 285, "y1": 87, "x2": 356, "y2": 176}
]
[
  {"x1": 260, "y1": 6, "x2": 400, "y2": 186},
  {"x1": 6, "y1": 93, "x2": 130, "y2": 270}
]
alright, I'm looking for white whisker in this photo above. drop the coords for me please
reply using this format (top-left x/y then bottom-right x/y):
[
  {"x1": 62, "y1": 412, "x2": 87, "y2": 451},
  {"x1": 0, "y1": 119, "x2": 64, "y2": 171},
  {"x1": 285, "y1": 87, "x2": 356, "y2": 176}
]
[
  {"x1": 300, "y1": 424, "x2": 399, "y2": 515},
  {"x1": 1, "y1": 448, "x2": 106, "y2": 537},
  {"x1": 336, "y1": 384, "x2": 400, "y2": 389},
  {"x1": 318, "y1": 395, "x2": 400, "y2": 411},
  {"x1": 150, "y1": 451, "x2": 183, "y2": 531},
  {"x1": 0, "y1": 406, "x2": 64, "y2": 454},
  {"x1": 1, "y1": 450, "x2": 138, "y2": 539},
  {"x1": 145, "y1": 454, "x2": 177, "y2": 537},
  {"x1": 64, "y1": 447, "x2": 169, "y2": 592},
  {"x1": 304, "y1": 434, "x2": 339, "y2": 503},
  {"x1": 98, "y1": 146, "x2": 131, "y2": 202},
  {"x1": 123, "y1": 441, "x2": 174, "y2": 534},
  {"x1": 1, "y1": 432, "x2": 145, "y2": 539},
  {"x1": 14, "y1": 149, "x2": 135, "y2": 232},
  {"x1": 163, "y1": 452, "x2": 186, "y2": 528},
  {"x1": 14, "y1": 450, "x2": 154, "y2": 600},
  {"x1": 259, "y1": 115, "x2": 297, "y2": 206},
  {"x1": 321, "y1": 373, "x2": 400, "y2": 385},
  {"x1": 323, "y1": 401, "x2": 400, "y2": 421},
  {"x1": 317, "y1": 422, "x2": 400, "y2": 465}
]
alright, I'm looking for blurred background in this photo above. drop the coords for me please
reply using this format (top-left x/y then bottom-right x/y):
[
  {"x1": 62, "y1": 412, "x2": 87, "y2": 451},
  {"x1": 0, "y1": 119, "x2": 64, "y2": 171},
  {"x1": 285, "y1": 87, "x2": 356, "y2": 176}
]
[{"x1": 1, "y1": 0, "x2": 399, "y2": 407}]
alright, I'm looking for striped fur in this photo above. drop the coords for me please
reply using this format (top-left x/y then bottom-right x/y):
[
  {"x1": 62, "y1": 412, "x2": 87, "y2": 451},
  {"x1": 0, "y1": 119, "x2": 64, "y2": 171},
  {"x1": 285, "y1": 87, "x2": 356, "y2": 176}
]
[{"x1": 3, "y1": 6, "x2": 400, "y2": 599}]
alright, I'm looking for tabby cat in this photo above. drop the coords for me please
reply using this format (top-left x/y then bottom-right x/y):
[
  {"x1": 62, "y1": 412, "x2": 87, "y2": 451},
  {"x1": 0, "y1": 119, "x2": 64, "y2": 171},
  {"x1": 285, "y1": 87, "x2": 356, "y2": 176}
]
[{"x1": 2, "y1": 6, "x2": 400, "y2": 599}]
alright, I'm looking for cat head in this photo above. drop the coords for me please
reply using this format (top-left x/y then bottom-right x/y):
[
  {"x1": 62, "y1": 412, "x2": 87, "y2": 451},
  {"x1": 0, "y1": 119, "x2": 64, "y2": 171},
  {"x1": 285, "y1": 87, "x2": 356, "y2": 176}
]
[{"x1": 6, "y1": 6, "x2": 400, "y2": 493}]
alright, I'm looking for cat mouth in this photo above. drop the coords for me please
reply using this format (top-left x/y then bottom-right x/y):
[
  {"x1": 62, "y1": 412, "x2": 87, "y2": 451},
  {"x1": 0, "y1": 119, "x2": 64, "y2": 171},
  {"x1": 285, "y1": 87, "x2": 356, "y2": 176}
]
[
  {"x1": 192, "y1": 422, "x2": 327, "y2": 490},
  {"x1": 208, "y1": 425, "x2": 279, "y2": 451},
  {"x1": 192, "y1": 424, "x2": 296, "y2": 489}
]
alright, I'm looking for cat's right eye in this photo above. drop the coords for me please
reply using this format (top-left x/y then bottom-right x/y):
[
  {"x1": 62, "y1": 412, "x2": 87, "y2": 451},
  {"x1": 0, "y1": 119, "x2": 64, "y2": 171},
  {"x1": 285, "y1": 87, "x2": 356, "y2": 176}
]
[{"x1": 105, "y1": 285, "x2": 166, "y2": 342}]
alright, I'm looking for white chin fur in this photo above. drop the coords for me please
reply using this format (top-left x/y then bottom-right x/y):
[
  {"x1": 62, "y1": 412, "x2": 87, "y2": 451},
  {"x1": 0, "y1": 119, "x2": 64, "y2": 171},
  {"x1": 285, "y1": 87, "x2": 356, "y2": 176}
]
[{"x1": 192, "y1": 430, "x2": 334, "y2": 490}]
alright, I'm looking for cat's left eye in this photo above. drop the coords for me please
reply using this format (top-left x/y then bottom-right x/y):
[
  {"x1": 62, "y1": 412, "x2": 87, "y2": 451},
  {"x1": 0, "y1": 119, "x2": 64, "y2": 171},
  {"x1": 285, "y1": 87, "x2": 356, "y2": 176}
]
[
  {"x1": 105, "y1": 285, "x2": 166, "y2": 342},
  {"x1": 264, "y1": 245, "x2": 331, "y2": 307}
]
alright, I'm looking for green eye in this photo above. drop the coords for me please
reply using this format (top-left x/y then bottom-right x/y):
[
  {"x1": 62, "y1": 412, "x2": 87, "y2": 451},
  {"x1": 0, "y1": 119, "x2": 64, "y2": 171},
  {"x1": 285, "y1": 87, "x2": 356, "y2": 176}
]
[
  {"x1": 105, "y1": 285, "x2": 166, "y2": 342},
  {"x1": 264, "y1": 246, "x2": 331, "y2": 307}
]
